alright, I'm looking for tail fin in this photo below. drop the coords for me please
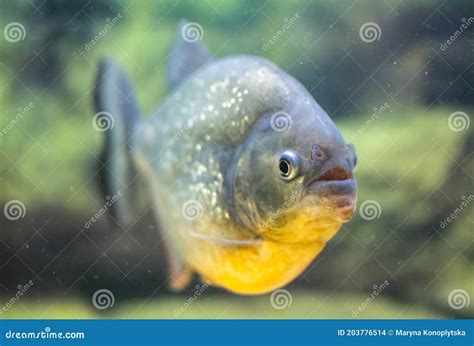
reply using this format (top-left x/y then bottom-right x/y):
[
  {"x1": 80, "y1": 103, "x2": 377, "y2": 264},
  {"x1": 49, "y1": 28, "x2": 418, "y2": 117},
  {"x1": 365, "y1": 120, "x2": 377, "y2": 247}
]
[{"x1": 93, "y1": 57, "x2": 144, "y2": 227}]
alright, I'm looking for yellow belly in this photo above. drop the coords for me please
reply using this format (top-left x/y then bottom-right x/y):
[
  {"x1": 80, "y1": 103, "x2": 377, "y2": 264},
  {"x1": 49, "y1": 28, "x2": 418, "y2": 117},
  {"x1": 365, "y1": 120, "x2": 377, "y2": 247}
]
[
  {"x1": 181, "y1": 202, "x2": 344, "y2": 294},
  {"x1": 187, "y1": 239, "x2": 324, "y2": 294}
]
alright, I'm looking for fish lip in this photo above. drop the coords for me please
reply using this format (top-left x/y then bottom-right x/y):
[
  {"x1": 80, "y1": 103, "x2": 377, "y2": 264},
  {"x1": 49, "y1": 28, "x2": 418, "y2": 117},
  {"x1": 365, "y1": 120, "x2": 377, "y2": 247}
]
[
  {"x1": 306, "y1": 179, "x2": 356, "y2": 194},
  {"x1": 317, "y1": 166, "x2": 353, "y2": 181},
  {"x1": 304, "y1": 179, "x2": 357, "y2": 221}
]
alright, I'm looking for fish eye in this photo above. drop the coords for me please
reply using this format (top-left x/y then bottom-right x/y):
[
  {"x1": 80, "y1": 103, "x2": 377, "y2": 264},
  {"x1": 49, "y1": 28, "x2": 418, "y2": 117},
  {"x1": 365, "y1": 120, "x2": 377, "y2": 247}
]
[
  {"x1": 348, "y1": 143, "x2": 357, "y2": 170},
  {"x1": 278, "y1": 151, "x2": 300, "y2": 180}
]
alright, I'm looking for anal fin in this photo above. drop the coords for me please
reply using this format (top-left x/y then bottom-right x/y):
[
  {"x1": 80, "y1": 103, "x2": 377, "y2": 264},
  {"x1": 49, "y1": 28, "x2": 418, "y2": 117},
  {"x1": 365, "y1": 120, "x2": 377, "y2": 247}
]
[
  {"x1": 169, "y1": 265, "x2": 194, "y2": 292},
  {"x1": 142, "y1": 163, "x2": 194, "y2": 292}
]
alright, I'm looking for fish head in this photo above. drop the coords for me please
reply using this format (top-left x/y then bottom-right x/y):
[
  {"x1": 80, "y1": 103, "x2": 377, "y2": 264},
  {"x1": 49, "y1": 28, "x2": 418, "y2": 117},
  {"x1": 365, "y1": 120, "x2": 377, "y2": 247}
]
[{"x1": 230, "y1": 94, "x2": 357, "y2": 244}]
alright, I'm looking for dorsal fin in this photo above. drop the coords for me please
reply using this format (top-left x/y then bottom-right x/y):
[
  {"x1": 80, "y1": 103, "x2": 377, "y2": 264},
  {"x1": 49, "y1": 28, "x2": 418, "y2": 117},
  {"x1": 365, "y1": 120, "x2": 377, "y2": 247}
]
[{"x1": 167, "y1": 20, "x2": 213, "y2": 91}]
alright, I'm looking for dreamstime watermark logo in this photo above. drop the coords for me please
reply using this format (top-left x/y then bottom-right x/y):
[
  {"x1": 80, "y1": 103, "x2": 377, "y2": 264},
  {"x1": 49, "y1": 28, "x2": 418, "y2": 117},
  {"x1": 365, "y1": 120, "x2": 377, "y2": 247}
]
[
  {"x1": 352, "y1": 102, "x2": 390, "y2": 141},
  {"x1": 181, "y1": 22, "x2": 203, "y2": 42},
  {"x1": 0, "y1": 280, "x2": 34, "y2": 314},
  {"x1": 359, "y1": 200, "x2": 381, "y2": 221},
  {"x1": 262, "y1": 191, "x2": 300, "y2": 229},
  {"x1": 173, "y1": 116, "x2": 198, "y2": 141},
  {"x1": 4, "y1": 326, "x2": 85, "y2": 340},
  {"x1": 84, "y1": 191, "x2": 122, "y2": 229},
  {"x1": 448, "y1": 111, "x2": 470, "y2": 132},
  {"x1": 352, "y1": 280, "x2": 390, "y2": 318},
  {"x1": 182, "y1": 200, "x2": 204, "y2": 221},
  {"x1": 262, "y1": 13, "x2": 300, "y2": 51},
  {"x1": 0, "y1": 102, "x2": 34, "y2": 137},
  {"x1": 173, "y1": 103, "x2": 212, "y2": 141},
  {"x1": 440, "y1": 17, "x2": 474, "y2": 51},
  {"x1": 3, "y1": 200, "x2": 26, "y2": 221},
  {"x1": 174, "y1": 281, "x2": 211, "y2": 318},
  {"x1": 92, "y1": 289, "x2": 115, "y2": 310},
  {"x1": 359, "y1": 22, "x2": 381, "y2": 43},
  {"x1": 440, "y1": 194, "x2": 473, "y2": 229},
  {"x1": 3, "y1": 22, "x2": 26, "y2": 42},
  {"x1": 270, "y1": 111, "x2": 292, "y2": 132},
  {"x1": 448, "y1": 289, "x2": 470, "y2": 310},
  {"x1": 84, "y1": 13, "x2": 122, "y2": 51},
  {"x1": 92, "y1": 111, "x2": 115, "y2": 132},
  {"x1": 270, "y1": 289, "x2": 292, "y2": 310}
]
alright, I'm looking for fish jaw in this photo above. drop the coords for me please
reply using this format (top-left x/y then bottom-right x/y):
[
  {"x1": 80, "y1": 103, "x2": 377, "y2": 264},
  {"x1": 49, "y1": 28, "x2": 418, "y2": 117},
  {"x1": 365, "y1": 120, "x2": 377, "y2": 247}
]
[
  {"x1": 256, "y1": 179, "x2": 355, "y2": 245},
  {"x1": 304, "y1": 179, "x2": 357, "y2": 222}
]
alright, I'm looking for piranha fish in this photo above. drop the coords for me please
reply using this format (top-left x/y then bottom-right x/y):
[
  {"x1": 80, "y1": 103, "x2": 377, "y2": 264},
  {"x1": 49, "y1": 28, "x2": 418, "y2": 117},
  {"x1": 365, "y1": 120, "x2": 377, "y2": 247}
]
[{"x1": 93, "y1": 22, "x2": 357, "y2": 294}]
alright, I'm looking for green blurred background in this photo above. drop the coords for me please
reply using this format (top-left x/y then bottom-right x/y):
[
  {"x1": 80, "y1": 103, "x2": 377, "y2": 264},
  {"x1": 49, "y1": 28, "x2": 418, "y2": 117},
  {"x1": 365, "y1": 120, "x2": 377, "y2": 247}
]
[{"x1": 0, "y1": 0, "x2": 472, "y2": 319}]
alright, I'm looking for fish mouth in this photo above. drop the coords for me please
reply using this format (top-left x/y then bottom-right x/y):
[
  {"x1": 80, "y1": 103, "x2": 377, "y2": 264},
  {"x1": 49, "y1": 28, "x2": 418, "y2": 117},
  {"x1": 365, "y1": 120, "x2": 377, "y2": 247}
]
[{"x1": 304, "y1": 166, "x2": 357, "y2": 221}]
